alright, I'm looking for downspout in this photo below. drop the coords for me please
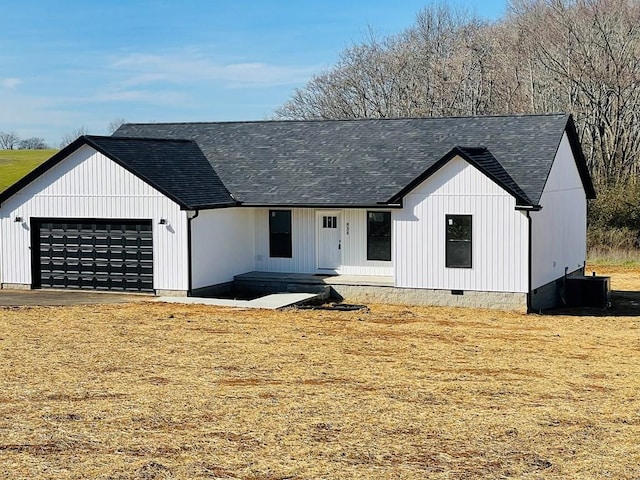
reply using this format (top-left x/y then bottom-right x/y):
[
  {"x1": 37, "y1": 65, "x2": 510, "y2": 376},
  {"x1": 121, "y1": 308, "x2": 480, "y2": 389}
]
[
  {"x1": 526, "y1": 211, "x2": 533, "y2": 313},
  {"x1": 186, "y1": 209, "x2": 200, "y2": 296},
  {"x1": 0, "y1": 214, "x2": 3, "y2": 289}
]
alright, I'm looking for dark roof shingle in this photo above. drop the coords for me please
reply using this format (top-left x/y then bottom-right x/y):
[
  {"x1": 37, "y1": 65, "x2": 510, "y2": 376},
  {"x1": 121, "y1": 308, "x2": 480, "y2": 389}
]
[
  {"x1": 115, "y1": 114, "x2": 593, "y2": 207},
  {"x1": 83, "y1": 136, "x2": 235, "y2": 209}
]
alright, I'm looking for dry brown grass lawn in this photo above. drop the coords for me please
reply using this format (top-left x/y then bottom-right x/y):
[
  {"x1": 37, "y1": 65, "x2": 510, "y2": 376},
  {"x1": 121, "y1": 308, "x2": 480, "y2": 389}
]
[
  {"x1": 589, "y1": 263, "x2": 639, "y2": 291},
  {"x1": 1, "y1": 267, "x2": 639, "y2": 479}
]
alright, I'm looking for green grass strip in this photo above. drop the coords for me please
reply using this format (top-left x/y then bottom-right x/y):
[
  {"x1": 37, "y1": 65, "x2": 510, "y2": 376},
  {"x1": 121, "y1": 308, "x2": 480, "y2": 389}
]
[{"x1": 0, "y1": 149, "x2": 57, "y2": 192}]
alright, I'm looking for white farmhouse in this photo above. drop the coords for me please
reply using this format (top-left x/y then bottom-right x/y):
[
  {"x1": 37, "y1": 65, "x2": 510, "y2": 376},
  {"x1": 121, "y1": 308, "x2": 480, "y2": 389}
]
[{"x1": 0, "y1": 114, "x2": 595, "y2": 311}]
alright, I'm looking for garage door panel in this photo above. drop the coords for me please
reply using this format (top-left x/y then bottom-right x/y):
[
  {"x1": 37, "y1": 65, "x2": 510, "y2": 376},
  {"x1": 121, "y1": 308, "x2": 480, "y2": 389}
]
[{"x1": 34, "y1": 220, "x2": 153, "y2": 292}]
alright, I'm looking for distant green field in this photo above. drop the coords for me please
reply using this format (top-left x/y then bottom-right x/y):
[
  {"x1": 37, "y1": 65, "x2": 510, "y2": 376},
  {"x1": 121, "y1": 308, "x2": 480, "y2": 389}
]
[{"x1": 0, "y1": 149, "x2": 57, "y2": 193}]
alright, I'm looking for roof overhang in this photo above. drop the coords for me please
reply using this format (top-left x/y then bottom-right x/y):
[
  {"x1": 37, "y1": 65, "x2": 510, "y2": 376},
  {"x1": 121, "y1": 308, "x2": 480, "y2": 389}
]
[{"x1": 515, "y1": 205, "x2": 542, "y2": 211}]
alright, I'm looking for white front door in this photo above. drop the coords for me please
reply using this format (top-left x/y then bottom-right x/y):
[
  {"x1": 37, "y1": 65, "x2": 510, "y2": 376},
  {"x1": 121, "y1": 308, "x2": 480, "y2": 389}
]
[{"x1": 316, "y1": 211, "x2": 341, "y2": 270}]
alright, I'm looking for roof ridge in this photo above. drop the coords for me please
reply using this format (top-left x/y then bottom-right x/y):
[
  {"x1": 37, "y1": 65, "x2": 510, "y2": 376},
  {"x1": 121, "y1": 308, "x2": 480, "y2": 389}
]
[
  {"x1": 94, "y1": 135, "x2": 195, "y2": 144},
  {"x1": 119, "y1": 113, "x2": 569, "y2": 128}
]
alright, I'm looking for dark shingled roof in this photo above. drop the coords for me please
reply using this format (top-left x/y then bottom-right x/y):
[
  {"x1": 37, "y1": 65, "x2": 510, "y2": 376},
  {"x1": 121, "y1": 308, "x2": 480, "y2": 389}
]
[
  {"x1": 0, "y1": 114, "x2": 594, "y2": 210},
  {"x1": 114, "y1": 114, "x2": 594, "y2": 207},
  {"x1": 455, "y1": 146, "x2": 533, "y2": 205},
  {"x1": 84, "y1": 136, "x2": 235, "y2": 209},
  {"x1": 0, "y1": 136, "x2": 236, "y2": 209}
]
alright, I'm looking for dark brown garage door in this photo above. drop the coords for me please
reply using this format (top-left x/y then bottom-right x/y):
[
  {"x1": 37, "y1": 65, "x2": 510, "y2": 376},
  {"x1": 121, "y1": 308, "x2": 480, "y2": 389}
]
[{"x1": 32, "y1": 219, "x2": 153, "y2": 292}]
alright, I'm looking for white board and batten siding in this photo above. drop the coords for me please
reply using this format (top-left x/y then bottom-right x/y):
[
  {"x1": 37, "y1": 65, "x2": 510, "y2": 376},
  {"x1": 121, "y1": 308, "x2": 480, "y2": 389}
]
[
  {"x1": 530, "y1": 133, "x2": 587, "y2": 290},
  {"x1": 341, "y1": 209, "x2": 392, "y2": 276},
  {"x1": 253, "y1": 208, "x2": 392, "y2": 276},
  {"x1": 190, "y1": 208, "x2": 256, "y2": 290},
  {"x1": 394, "y1": 156, "x2": 529, "y2": 293},
  {"x1": 0, "y1": 145, "x2": 189, "y2": 291}
]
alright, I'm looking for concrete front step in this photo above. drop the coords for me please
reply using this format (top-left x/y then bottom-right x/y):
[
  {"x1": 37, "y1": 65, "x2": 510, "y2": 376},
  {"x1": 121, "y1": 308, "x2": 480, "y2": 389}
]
[
  {"x1": 234, "y1": 276, "x2": 331, "y2": 300},
  {"x1": 154, "y1": 292, "x2": 320, "y2": 310}
]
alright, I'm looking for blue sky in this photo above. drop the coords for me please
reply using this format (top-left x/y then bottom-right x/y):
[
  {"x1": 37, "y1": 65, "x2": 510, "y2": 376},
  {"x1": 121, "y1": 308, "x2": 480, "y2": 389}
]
[{"x1": 1, "y1": 0, "x2": 506, "y2": 147}]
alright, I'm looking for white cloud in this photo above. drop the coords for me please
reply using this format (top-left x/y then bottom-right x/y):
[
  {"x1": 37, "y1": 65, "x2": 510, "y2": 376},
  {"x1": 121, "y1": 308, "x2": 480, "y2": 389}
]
[
  {"x1": 1, "y1": 77, "x2": 23, "y2": 89},
  {"x1": 0, "y1": 49, "x2": 321, "y2": 145},
  {"x1": 108, "y1": 51, "x2": 319, "y2": 89},
  {"x1": 0, "y1": 90, "x2": 85, "y2": 146}
]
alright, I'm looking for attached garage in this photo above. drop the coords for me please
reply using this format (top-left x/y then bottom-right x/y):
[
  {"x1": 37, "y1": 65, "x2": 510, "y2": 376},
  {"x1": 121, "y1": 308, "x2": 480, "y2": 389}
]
[
  {"x1": 32, "y1": 219, "x2": 153, "y2": 292},
  {"x1": 0, "y1": 136, "x2": 236, "y2": 295}
]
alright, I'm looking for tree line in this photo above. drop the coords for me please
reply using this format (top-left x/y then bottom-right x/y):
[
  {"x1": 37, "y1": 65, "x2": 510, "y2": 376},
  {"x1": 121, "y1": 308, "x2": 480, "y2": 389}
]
[
  {"x1": 0, "y1": 127, "x2": 89, "y2": 150},
  {"x1": 0, "y1": 132, "x2": 49, "y2": 150},
  {"x1": 0, "y1": 119, "x2": 126, "y2": 151}
]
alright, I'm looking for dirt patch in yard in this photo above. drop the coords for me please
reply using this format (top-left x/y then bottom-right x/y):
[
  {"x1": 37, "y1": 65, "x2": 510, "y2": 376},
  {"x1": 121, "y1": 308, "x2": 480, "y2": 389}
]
[{"x1": 0, "y1": 267, "x2": 639, "y2": 479}]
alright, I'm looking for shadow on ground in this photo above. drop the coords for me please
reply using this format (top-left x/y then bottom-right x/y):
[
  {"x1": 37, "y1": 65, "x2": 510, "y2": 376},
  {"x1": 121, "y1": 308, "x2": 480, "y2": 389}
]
[{"x1": 544, "y1": 290, "x2": 640, "y2": 317}]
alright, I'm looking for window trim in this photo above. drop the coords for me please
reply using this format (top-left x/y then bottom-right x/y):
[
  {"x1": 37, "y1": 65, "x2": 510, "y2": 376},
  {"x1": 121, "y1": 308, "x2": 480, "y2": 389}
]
[
  {"x1": 366, "y1": 210, "x2": 392, "y2": 262},
  {"x1": 445, "y1": 214, "x2": 472, "y2": 269},
  {"x1": 269, "y1": 210, "x2": 292, "y2": 258}
]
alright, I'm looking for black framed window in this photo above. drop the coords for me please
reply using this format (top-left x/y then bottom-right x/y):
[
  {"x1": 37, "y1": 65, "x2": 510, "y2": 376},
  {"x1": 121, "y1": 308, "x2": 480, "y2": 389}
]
[
  {"x1": 367, "y1": 211, "x2": 391, "y2": 261},
  {"x1": 269, "y1": 210, "x2": 292, "y2": 258},
  {"x1": 446, "y1": 215, "x2": 472, "y2": 268}
]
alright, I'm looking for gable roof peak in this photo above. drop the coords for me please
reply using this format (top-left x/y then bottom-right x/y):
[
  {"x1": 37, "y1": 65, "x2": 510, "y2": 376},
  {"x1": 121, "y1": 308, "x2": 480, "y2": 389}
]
[
  {"x1": 0, "y1": 135, "x2": 236, "y2": 210},
  {"x1": 388, "y1": 145, "x2": 536, "y2": 207}
]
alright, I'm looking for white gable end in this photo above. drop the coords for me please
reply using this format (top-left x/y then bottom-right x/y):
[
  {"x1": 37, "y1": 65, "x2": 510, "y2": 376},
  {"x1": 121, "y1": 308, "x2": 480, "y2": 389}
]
[
  {"x1": 3, "y1": 145, "x2": 170, "y2": 202},
  {"x1": 0, "y1": 145, "x2": 188, "y2": 290},
  {"x1": 394, "y1": 156, "x2": 529, "y2": 293},
  {"x1": 408, "y1": 155, "x2": 513, "y2": 197},
  {"x1": 531, "y1": 132, "x2": 587, "y2": 289}
]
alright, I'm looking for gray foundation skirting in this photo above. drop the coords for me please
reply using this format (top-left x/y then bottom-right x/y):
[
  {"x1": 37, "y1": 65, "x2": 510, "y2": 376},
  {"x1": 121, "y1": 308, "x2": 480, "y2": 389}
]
[
  {"x1": 330, "y1": 284, "x2": 528, "y2": 312},
  {"x1": 169, "y1": 270, "x2": 599, "y2": 312},
  {"x1": 1, "y1": 283, "x2": 31, "y2": 290},
  {"x1": 155, "y1": 289, "x2": 188, "y2": 297}
]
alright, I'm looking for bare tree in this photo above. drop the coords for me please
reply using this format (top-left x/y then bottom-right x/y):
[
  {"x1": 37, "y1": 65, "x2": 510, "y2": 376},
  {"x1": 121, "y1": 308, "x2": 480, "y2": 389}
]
[
  {"x1": 511, "y1": 0, "x2": 640, "y2": 186},
  {"x1": 59, "y1": 126, "x2": 88, "y2": 149},
  {"x1": 18, "y1": 137, "x2": 49, "y2": 149},
  {"x1": 107, "y1": 118, "x2": 126, "y2": 134},
  {"x1": 0, "y1": 131, "x2": 20, "y2": 150},
  {"x1": 276, "y1": 5, "x2": 487, "y2": 120}
]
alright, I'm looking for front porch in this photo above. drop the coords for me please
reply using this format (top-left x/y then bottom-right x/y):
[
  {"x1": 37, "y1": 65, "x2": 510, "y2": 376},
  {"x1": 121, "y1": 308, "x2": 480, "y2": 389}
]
[
  {"x1": 232, "y1": 271, "x2": 527, "y2": 311},
  {"x1": 233, "y1": 271, "x2": 394, "y2": 301}
]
